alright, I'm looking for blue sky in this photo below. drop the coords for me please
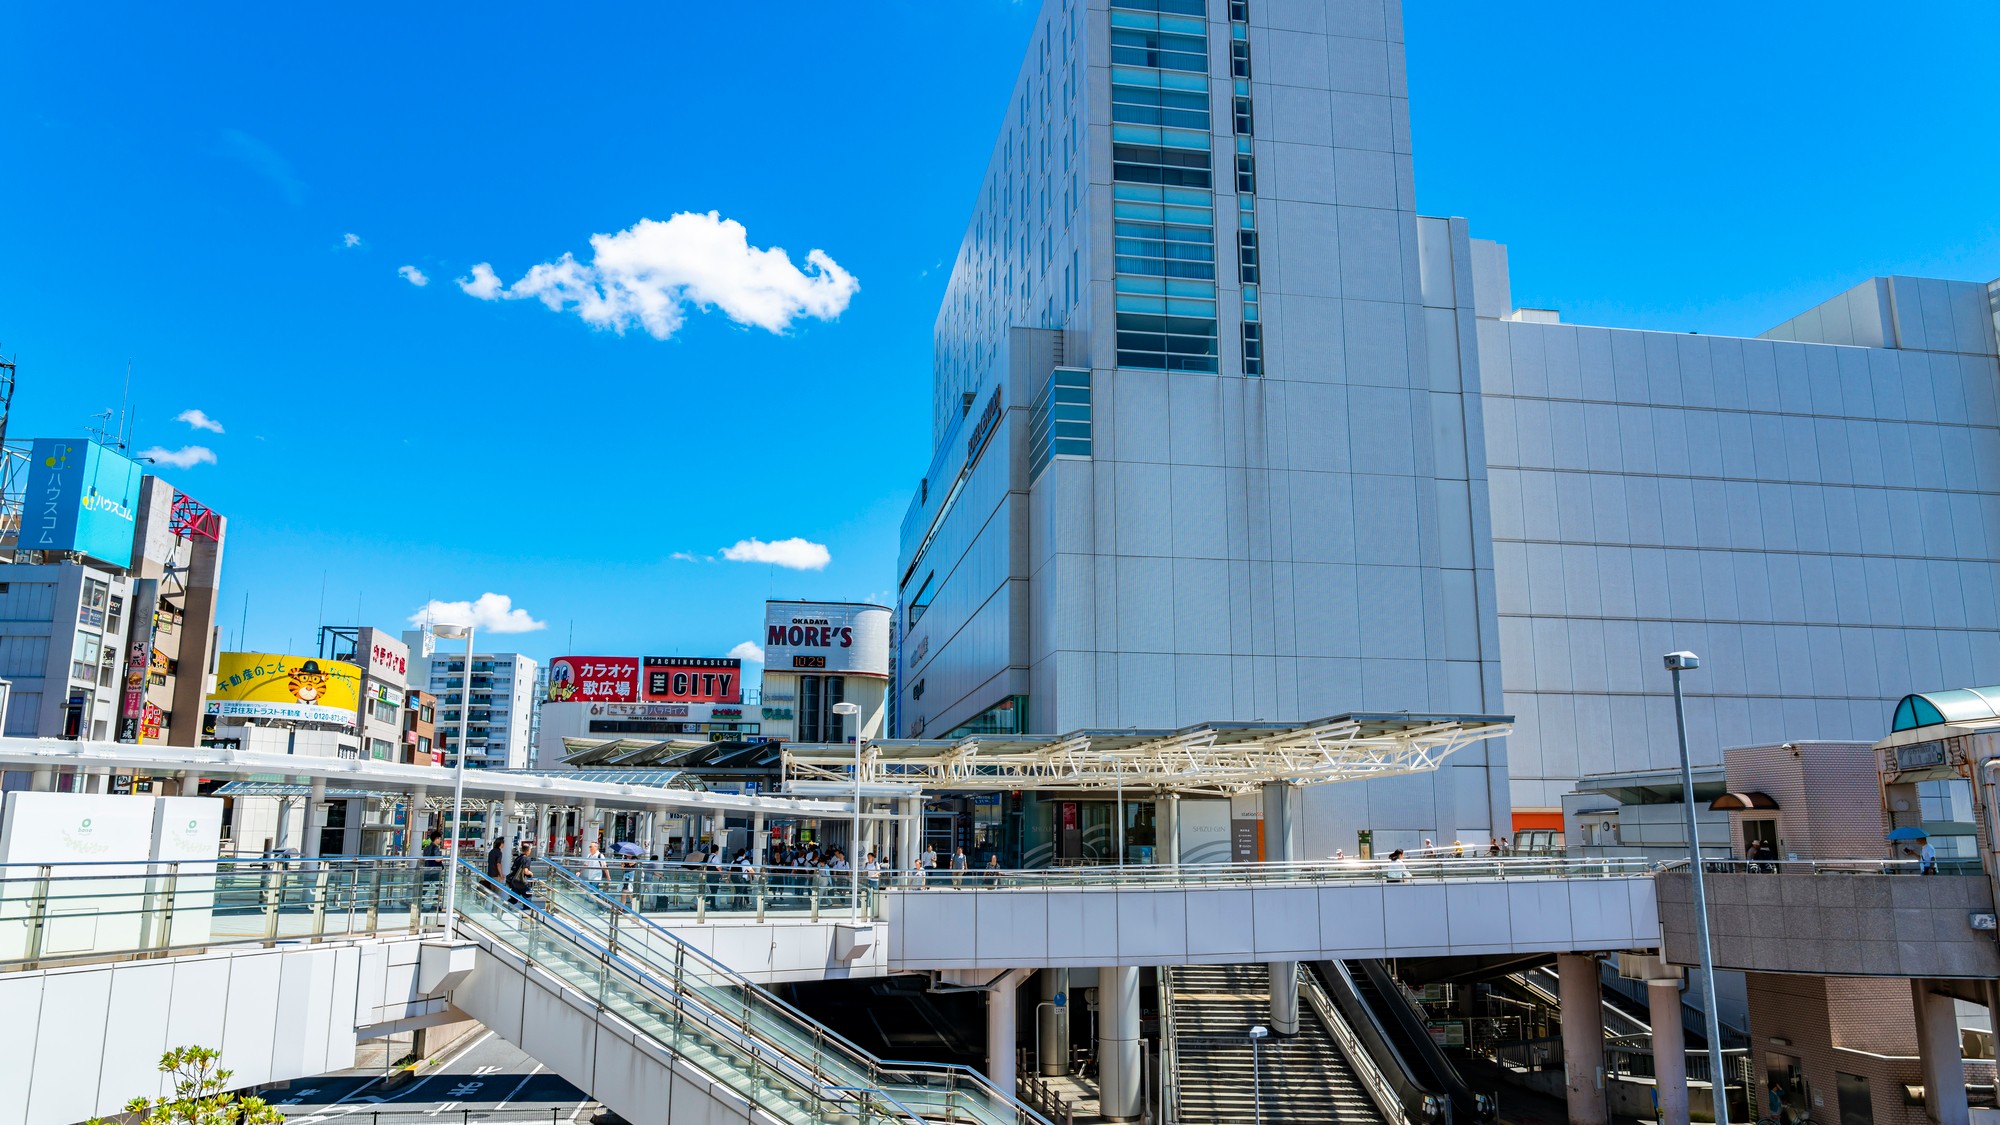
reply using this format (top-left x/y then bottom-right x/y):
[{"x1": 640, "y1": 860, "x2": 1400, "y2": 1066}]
[{"x1": 2, "y1": 1, "x2": 1995, "y2": 669}]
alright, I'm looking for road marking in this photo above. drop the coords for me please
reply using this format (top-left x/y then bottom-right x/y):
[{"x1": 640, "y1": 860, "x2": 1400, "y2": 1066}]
[
  {"x1": 286, "y1": 1029, "x2": 496, "y2": 1122},
  {"x1": 565, "y1": 1097, "x2": 591, "y2": 1124},
  {"x1": 493, "y1": 1064, "x2": 544, "y2": 1111}
]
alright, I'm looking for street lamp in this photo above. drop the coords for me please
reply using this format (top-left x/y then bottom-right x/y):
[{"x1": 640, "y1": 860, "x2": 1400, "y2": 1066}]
[
  {"x1": 433, "y1": 623, "x2": 476, "y2": 935},
  {"x1": 832, "y1": 701, "x2": 863, "y2": 920},
  {"x1": 1248, "y1": 1025, "x2": 1269, "y2": 1125},
  {"x1": 1666, "y1": 650, "x2": 1729, "y2": 1125}
]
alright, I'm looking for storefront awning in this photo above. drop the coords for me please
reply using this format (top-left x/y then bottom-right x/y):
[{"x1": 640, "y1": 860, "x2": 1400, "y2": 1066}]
[{"x1": 1708, "y1": 791, "x2": 1780, "y2": 811}]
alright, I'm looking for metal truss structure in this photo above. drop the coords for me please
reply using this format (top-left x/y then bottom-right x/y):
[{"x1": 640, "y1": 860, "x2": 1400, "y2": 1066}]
[{"x1": 783, "y1": 712, "x2": 1513, "y2": 797}]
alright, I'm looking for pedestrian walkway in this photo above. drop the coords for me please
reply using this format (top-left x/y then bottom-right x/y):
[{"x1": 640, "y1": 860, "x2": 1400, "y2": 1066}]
[{"x1": 1457, "y1": 1056, "x2": 1652, "y2": 1125}]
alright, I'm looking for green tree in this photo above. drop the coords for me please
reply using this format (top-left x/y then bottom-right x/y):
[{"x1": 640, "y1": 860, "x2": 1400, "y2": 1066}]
[{"x1": 91, "y1": 1046, "x2": 285, "y2": 1125}]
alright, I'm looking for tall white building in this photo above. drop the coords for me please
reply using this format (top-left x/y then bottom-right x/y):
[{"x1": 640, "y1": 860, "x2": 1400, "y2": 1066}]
[
  {"x1": 404, "y1": 632, "x2": 537, "y2": 770},
  {"x1": 896, "y1": 0, "x2": 2000, "y2": 850}
]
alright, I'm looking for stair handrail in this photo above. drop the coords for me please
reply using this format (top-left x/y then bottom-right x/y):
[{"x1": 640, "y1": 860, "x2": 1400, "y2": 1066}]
[
  {"x1": 451, "y1": 862, "x2": 931, "y2": 1125},
  {"x1": 533, "y1": 858, "x2": 1053, "y2": 1125},
  {"x1": 1300, "y1": 962, "x2": 1413, "y2": 1125},
  {"x1": 1157, "y1": 966, "x2": 1182, "y2": 1125}
]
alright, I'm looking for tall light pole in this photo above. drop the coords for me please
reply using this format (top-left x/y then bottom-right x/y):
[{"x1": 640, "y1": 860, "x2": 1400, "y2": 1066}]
[
  {"x1": 434, "y1": 623, "x2": 476, "y2": 935},
  {"x1": 1248, "y1": 1024, "x2": 1268, "y2": 1125},
  {"x1": 1666, "y1": 651, "x2": 1729, "y2": 1124},
  {"x1": 832, "y1": 700, "x2": 863, "y2": 921}
]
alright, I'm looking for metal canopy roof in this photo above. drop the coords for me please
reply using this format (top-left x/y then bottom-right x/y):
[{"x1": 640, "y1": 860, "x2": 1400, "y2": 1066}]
[
  {"x1": 559, "y1": 737, "x2": 782, "y2": 771},
  {"x1": 0, "y1": 736, "x2": 851, "y2": 817},
  {"x1": 784, "y1": 712, "x2": 1513, "y2": 797}
]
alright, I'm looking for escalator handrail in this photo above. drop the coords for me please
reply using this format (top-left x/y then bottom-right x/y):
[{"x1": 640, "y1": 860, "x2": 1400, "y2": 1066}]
[
  {"x1": 453, "y1": 863, "x2": 933, "y2": 1125},
  {"x1": 1299, "y1": 963, "x2": 1415, "y2": 1125},
  {"x1": 1316, "y1": 960, "x2": 1445, "y2": 1125},
  {"x1": 1354, "y1": 960, "x2": 1494, "y2": 1124},
  {"x1": 535, "y1": 858, "x2": 1050, "y2": 1124}
]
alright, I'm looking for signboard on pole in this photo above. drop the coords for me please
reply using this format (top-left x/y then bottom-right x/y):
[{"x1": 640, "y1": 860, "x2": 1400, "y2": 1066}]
[
  {"x1": 21, "y1": 438, "x2": 144, "y2": 567},
  {"x1": 115, "y1": 577, "x2": 158, "y2": 742}
]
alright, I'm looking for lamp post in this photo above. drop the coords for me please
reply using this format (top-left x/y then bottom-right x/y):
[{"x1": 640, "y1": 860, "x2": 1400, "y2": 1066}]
[
  {"x1": 1248, "y1": 1024, "x2": 1269, "y2": 1125},
  {"x1": 832, "y1": 700, "x2": 863, "y2": 921},
  {"x1": 433, "y1": 623, "x2": 476, "y2": 935},
  {"x1": 1666, "y1": 650, "x2": 1729, "y2": 1125}
]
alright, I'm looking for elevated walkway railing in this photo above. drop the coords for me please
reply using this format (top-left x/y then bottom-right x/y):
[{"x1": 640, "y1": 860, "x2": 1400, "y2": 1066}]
[
  {"x1": 892, "y1": 856, "x2": 1655, "y2": 891},
  {"x1": 0, "y1": 857, "x2": 434, "y2": 969},
  {"x1": 519, "y1": 859, "x2": 1049, "y2": 1125}
]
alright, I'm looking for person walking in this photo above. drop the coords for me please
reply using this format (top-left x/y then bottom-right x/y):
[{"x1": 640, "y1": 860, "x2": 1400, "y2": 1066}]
[
  {"x1": 1920, "y1": 837, "x2": 1938, "y2": 875},
  {"x1": 950, "y1": 847, "x2": 969, "y2": 889},
  {"x1": 921, "y1": 843, "x2": 938, "y2": 882},
  {"x1": 507, "y1": 842, "x2": 537, "y2": 908},
  {"x1": 1384, "y1": 849, "x2": 1411, "y2": 883},
  {"x1": 580, "y1": 841, "x2": 609, "y2": 886},
  {"x1": 983, "y1": 854, "x2": 1002, "y2": 886},
  {"x1": 864, "y1": 851, "x2": 883, "y2": 897},
  {"x1": 485, "y1": 836, "x2": 507, "y2": 881}
]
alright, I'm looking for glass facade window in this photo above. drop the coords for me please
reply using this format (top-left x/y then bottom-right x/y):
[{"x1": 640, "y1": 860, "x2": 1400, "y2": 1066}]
[
  {"x1": 795, "y1": 675, "x2": 847, "y2": 744},
  {"x1": 1110, "y1": 0, "x2": 1216, "y2": 375},
  {"x1": 947, "y1": 695, "x2": 1030, "y2": 739},
  {"x1": 1030, "y1": 367, "x2": 1094, "y2": 480},
  {"x1": 71, "y1": 631, "x2": 102, "y2": 684}
]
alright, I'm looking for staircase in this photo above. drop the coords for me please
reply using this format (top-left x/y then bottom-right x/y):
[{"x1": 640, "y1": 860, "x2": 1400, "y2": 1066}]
[{"x1": 1167, "y1": 964, "x2": 1386, "y2": 1125}]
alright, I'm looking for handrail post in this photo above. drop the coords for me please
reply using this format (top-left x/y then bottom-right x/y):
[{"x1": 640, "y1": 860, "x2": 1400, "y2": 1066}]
[
  {"x1": 311, "y1": 869, "x2": 330, "y2": 940},
  {"x1": 24, "y1": 864, "x2": 51, "y2": 965},
  {"x1": 159, "y1": 861, "x2": 181, "y2": 953}
]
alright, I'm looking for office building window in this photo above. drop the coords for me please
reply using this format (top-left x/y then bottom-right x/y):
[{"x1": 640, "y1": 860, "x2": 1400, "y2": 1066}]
[
  {"x1": 71, "y1": 631, "x2": 102, "y2": 683},
  {"x1": 796, "y1": 675, "x2": 848, "y2": 743},
  {"x1": 1237, "y1": 230, "x2": 1261, "y2": 284},
  {"x1": 1235, "y1": 152, "x2": 1256, "y2": 194},
  {"x1": 1242, "y1": 322, "x2": 1265, "y2": 376},
  {"x1": 1031, "y1": 367, "x2": 1095, "y2": 480},
  {"x1": 1233, "y1": 96, "x2": 1253, "y2": 135},
  {"x1": 1230, "y1": 40, "x2": 1252, "y2": 79}
]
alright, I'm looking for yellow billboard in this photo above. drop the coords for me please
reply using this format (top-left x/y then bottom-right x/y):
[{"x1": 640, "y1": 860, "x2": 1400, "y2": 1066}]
[{"x1": 205, "y1": 652, "x2": 362, "y2": 727}]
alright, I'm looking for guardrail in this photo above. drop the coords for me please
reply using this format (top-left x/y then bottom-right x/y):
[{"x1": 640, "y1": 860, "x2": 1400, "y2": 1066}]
[
  {"x1": 891, "y1": 856, "x2": 1657, "y2": 891},
  {"x1": 0, "y1": 857, "x2": 436, "y2": 970},
  {"x1": 1655, "y1": 856, "x2": 1982, "y2": 876}
]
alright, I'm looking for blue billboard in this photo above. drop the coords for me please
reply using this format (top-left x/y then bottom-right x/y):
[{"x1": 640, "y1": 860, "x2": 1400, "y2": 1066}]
[{"x1": 21, "y1": 438, "x2": 144, "y2": 568}]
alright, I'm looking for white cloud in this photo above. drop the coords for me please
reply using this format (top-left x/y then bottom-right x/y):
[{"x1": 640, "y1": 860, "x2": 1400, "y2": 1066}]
[
  {"x1": 175, "y1": 408, "x2": 224, "y2": 434},
  {"x1": 405, "y1": 592, "x2": 547, "y2": 634},
  {"x1": 456, "y1": 211, "x2": 858, "y2": 340},
  {"x1": 669, "y1": 550, "x2": 712, "y2": 563},
  {"x1": 458, "y1": 263, "x2": 502, "y2": 299},
  {"x1": 727, "y1": 641, "x2": 766, "y2": 664},
  {"x1": 720, "y1": 536, "x2": 831, "y2": 571},
  {"x1": 398, "y1": 265, "x2": 429, "y2": 287},
  {"x1": 137, "y1": 445, "x2": 217, "y2": 469},
  {"x1": 343, "y1": 232, "x2": 362, "y2": 248}
]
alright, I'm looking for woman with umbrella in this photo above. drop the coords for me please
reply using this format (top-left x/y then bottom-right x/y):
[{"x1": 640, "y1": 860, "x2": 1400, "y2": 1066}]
[{"x1": 612, "y1": 840, "x2": 646, "y2": 905}]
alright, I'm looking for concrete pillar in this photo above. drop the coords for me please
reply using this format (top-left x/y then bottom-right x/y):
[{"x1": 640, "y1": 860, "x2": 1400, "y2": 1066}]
[
  {"x1": 1264, "y1": 782, "x2": 1300, "y2": 1034},
  {"x1": 1270, "y1": 961, "x2": 1301, "y2": 1036},
  {"x1": 179, "y1": 769, "x2": 200, "y2": 797},
  {"x1": 341, "y1": 797, "x2": 364, "y2": 856},
  {"x1": 987, "y1": 970, "x2": 1031, "y2": 1096},
  {"x1": 752, "y1": 811, "x2": 766, "y2": 865},
  {"x1": 1916, "y1": 980, "x2": 1970, "y2": 1125},
  {"x1": 898, "y1": 797, "x2": 923, "y2": 872},
  {"x1": 1156, "y1": 795, "x2": 1180, "y2": 865},
  {"x1": 1039, "y1": 968, "x2": 1072, "y2": 1076},
  {"x1": 404, "y1": 787, "x2": 429, "y2": 859},
  {"x1": 502, "y1": 793, "x2": 520, "y2": 852},
  {"x1": 579, "y1": 800, "x2": 597, "y2": 852},
  {"x1": 29, "y1": 767, "x2": 54, "y2": 792},
  {"x1": 1646, "y1": 978, "x2": 1690, "y2": 1125},
  {"x1": 1557, "y1": 953, "x2": 1608, "y2": 1125},
  {"x1": 1098, "y1": 966, "x2": 1142, "y2": 1121},
  {"x1": 275, "y1": 798, "x2": 294, "y2": 853},
  {"x1": 302, "y1": 778, "x2": 328, "y2": 859}
]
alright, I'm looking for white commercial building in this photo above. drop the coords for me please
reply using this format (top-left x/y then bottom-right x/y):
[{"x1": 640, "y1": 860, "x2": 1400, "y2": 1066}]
[
  {"x1": 759, "y1": 600, "x2": 890, "y2": 746},
  {"x1": 896, "y1": 0, "x2": 2000, "y2": 851},
  {"x1": 405, "y1": 632, "x2": 536, "y2": 770}
]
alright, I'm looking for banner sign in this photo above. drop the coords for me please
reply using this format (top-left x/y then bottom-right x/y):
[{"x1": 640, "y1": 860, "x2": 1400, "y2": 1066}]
[
  {"x1": 546, "y1": 656, "x2": 640, "y2": 702},
  {"x1": 205, "y1": 652, "x2": 362, "y2": 728},
  {"x1": 642, "y1": 657, "x2": 742, "y2": 703}
]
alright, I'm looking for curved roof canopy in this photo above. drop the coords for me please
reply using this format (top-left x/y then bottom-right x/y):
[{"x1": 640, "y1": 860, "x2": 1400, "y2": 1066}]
[
  {"x1": 1709, "y1": 791, "x2": 1780, "y2": 811},
  {"x1": 1890, "y1": 687, "x2": 2000, "y2": 732}
]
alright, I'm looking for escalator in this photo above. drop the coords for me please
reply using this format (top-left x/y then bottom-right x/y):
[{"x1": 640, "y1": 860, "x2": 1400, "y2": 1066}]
[
  {"x1": 1311, "y1": 960, "x2": 1496, "y2": 1125},
  {"x1": 451, "y1": 860, "x2": 1049, "y2": 1125}
]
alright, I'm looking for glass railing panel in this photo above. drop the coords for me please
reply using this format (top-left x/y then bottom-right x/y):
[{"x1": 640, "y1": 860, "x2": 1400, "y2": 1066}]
[{"x1": 524, "y1": 861, "x2": 1042, "y2": 1125}]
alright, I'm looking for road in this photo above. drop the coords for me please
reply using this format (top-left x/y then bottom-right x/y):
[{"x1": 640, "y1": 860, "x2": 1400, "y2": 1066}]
[{"x1": 272, "y1": 1030, "x2": 595, "y2": 1125}]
